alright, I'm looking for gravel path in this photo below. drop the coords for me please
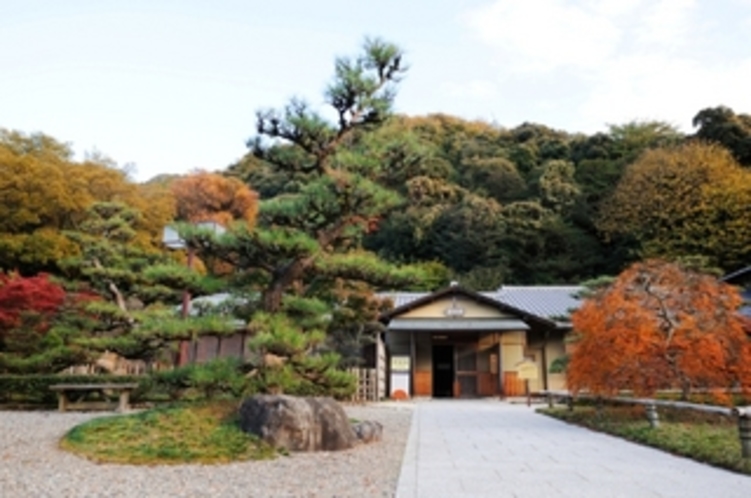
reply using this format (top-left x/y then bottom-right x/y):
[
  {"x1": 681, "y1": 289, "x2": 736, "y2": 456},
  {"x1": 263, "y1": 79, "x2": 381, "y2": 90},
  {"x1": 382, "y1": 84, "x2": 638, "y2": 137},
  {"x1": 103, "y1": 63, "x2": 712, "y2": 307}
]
[{"x1": 0, "y1": 403, "x2": 414, "y2": 498}]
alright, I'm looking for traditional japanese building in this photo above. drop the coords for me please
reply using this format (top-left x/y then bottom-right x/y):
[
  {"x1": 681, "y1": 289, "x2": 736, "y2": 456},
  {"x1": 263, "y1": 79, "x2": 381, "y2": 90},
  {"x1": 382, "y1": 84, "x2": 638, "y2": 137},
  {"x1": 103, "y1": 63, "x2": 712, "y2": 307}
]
[{"x1": 379, "y1": 283, "x2": 582, "y2": 398}]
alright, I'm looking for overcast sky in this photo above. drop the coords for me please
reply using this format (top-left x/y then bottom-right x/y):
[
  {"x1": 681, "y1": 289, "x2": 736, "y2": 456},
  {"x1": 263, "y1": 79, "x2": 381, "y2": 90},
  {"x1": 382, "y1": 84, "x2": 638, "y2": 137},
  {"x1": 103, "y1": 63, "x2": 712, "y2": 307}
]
[{"x1": 3, "y1": 0, "x2": 751, "y2": 181}]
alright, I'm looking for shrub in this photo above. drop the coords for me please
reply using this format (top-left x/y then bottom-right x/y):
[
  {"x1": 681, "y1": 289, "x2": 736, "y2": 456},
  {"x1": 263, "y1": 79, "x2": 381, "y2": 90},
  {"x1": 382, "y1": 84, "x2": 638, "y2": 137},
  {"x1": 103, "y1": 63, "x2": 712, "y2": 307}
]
[{"x1": 148, "y1": 358, "x2": 250, "y2": 401}]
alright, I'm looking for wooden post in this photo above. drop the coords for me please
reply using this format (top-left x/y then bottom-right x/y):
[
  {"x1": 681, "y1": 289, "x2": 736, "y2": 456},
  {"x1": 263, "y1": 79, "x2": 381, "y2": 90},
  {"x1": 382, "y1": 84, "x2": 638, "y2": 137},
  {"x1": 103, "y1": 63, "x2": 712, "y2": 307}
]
[
  {"x1": 409, "y1": 332, "x2": 415, "y2": 399},
  {"x1": 525, "y1": 379, "x2": 530, "y2": 407},
  {"x1": 739, "y1": 415, "x2": 751, "y2": 459},
  {"x1": 117, "y1": 390, "x2": 131, "y2": 412},
  {"x1": 645, "y1": 403, "x2": 660, "y2": 428},
  {"x1": 58, "y1": 392, "x2": 68, "y2": 412}
]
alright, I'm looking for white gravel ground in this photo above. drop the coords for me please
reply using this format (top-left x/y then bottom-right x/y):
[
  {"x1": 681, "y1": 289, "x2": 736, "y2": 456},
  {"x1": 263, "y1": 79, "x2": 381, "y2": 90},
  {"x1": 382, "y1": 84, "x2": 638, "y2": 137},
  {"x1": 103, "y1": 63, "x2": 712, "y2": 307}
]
[{"x1": 0, "y1": 403, "x2": 414, "y2": 498}]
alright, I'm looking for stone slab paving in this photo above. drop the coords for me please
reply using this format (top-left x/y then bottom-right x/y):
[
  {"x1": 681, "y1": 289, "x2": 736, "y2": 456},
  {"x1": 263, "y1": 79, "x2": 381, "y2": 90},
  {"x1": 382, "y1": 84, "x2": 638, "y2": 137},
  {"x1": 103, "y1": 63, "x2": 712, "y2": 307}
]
[{"x1": 396, "y1": 400, "x2": 751, "y2": 498}]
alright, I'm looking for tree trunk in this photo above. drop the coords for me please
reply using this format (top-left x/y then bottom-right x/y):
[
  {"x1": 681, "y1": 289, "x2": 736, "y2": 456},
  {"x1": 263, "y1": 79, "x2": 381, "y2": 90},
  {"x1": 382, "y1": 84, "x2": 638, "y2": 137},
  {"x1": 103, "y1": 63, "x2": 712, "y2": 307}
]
[
  {"x1": 263, "y1": 283, "x2": 285, "y2": 314},
  {"x1": 263, "y1": 259, "x2": 309, "y2": 313}
]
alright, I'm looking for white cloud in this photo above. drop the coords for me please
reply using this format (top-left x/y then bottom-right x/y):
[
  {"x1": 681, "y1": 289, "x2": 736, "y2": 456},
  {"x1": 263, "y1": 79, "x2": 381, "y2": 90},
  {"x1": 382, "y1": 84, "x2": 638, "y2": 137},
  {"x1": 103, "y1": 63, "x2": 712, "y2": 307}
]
[
  {"x1": 633, "y1": 0, "x2": 697, "y2": 50},
  {"x1": 464, "y1": 0, "x2": 622, "y2": 71},
  {"x1": 460, "y1": 0, "x2": 751, "y2": 132},
  {"x1": 582, "y1": 54, "x2": 751, "y2": 132}
]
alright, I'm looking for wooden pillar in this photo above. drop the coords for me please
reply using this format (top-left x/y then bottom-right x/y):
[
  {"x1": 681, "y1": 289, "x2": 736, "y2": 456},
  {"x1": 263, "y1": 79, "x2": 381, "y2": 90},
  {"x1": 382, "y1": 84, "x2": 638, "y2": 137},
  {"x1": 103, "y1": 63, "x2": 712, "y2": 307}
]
[
  {"x1": 497, "y1": 341, "x2": 503, "y2": 396},
  {"x1": 58, "y1": 392, "x2": 68, "y2": 412},
  {"x1": 541, "y1": 335, "x2": 549, "y2": 391},
  {"x1": 739, "y1": 416, "x2": 751, "y2": 459},
  {"x1": 117, "y1": 390, "x2": 131, "y2": 413},
  {"x1": 410, "y1": 331, "x2": 415, "y2": 398}
]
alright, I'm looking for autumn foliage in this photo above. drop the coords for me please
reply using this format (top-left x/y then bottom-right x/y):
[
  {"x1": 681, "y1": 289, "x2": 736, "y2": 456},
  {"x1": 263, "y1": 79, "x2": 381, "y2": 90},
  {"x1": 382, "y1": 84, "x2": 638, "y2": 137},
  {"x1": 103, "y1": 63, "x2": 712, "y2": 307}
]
[
  {"x1": 567, "y1": 260, "x2": 751, "y2": 399},
  {"x1": 0, "y1": 129, "x2": 176, "y2": 273},
  {"x1": 598, "y1": 142, "x2": 751, "y2": 270},
  {"x1": 0, "y1": 273, "x2": 66, "y2": 333},
  {"x1": 170, "y1": 171, "x2": 258, "y2": 226}
]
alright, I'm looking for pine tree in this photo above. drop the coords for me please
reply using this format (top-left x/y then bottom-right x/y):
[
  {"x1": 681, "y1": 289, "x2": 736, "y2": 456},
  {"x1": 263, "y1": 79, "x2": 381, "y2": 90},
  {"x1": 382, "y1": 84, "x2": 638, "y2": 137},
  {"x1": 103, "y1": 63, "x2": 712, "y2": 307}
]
[
  {"x1": 62, "y1": 202, "x2": 233, "y2": 369},
  {"x1": 184, "y1": 38, "x2": 431, "y2": 395}
]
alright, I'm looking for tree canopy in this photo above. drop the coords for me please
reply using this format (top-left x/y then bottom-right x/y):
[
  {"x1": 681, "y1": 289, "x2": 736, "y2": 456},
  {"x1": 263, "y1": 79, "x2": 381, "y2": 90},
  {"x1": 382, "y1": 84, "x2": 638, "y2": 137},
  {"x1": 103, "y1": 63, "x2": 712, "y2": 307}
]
[
  {"x1": 0, "y1": 130, "x2": 175, "y2": 274},
  {"x1": 598, "y1": 142, "x2": 751, "y2": 269},
  {"x1": 184, "y1": 38, "x2": 432, "y2": 394},
  {"x1": 170, "y1": 170, "x2": 259, "y2": 226},
  {"x1": 568, "y1": 260, "x2": 751, "y2": 399}
]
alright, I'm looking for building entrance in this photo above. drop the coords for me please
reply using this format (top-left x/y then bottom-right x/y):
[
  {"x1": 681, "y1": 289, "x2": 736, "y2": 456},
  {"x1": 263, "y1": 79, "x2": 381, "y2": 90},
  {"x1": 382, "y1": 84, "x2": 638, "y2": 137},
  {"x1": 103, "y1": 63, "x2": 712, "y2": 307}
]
[{"x1": 432, "y1": 344, "x2": 455, "y2": 397}]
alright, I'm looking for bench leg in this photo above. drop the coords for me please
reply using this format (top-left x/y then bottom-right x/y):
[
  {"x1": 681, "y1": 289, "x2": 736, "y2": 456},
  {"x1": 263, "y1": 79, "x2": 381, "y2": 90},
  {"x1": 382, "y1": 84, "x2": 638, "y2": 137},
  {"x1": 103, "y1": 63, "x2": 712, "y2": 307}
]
[
  {"x1": 117, "y1": 390, "x2": 130, "y2": 412},
  {"x1": 58, "y1": 393, "x2": 68, "y2": 412}
]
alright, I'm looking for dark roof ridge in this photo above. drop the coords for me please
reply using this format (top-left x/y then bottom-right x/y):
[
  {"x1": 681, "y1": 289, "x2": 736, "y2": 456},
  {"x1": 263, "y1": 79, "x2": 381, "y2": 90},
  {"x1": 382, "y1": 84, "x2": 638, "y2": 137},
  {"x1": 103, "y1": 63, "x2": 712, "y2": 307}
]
[{"x1": 721, "y1": 265, "x2": 751, "y2": 283}]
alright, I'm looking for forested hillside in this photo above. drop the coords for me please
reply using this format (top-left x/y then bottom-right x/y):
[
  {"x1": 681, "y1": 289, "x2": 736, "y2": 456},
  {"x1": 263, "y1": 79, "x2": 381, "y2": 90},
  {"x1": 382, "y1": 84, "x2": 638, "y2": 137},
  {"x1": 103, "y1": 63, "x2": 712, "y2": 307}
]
[
  {"x1": 3, "y1": 105, "x2": 750, "y2": 289},
  {"x1": 227, "y1": 107, "x2": 751, "y2": 288}
]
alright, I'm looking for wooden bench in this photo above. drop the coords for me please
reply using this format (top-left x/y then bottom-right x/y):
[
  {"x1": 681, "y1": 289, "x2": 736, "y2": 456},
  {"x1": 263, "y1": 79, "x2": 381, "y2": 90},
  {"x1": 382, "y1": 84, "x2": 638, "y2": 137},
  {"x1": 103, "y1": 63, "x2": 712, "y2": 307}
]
[{"x1": 49, "y1": 383, "x2": 139, "y2": 412}]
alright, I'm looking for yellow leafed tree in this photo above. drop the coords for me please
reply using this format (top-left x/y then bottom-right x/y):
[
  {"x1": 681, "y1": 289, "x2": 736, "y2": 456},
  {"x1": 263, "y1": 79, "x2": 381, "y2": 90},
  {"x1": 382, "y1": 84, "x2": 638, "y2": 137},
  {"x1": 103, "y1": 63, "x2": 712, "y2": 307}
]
[{"x1": 598, "y1": 142, "x2": 751, "y2": 270}]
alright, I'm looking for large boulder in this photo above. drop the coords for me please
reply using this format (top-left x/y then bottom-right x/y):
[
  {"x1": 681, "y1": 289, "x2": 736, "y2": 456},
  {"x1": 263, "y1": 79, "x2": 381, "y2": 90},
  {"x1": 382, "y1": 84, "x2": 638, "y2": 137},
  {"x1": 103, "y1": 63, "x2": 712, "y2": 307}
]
[{"x1": 239, "y1": 395, "x2": 357, "y2": 452}]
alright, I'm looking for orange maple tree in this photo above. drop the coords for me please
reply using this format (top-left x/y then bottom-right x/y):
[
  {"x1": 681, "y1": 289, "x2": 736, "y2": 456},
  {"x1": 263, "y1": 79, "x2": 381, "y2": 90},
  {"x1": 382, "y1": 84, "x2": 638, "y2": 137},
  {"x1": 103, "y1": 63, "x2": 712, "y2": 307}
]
[
  {"x1": 567, "y1": 260, "x2": 751, "y2": 399},
  {"x1": 170, "y1": 171, "x2": 258, "y2": 226}
]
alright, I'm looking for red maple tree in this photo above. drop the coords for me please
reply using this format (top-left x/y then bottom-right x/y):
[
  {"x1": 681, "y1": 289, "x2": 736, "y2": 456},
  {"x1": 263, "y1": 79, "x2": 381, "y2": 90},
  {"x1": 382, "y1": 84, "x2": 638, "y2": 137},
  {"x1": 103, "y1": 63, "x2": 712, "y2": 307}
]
[
  {"x1": 567, "y1": 260, "x2": 751, "y2": 400},
  {"x1": 0, "y1": 272, "x2": 66, "y2": 333}
]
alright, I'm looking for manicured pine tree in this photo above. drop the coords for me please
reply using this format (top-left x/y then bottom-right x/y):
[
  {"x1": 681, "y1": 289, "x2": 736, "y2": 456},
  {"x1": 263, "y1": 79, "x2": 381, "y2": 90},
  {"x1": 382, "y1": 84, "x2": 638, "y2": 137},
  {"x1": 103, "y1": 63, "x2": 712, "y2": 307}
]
[
  {"x1": 184, "y1": 38, "x2": 432, "y2": 395},
  {"x1": 62, "y1": 202, "x2": 233, "y2": 370}
]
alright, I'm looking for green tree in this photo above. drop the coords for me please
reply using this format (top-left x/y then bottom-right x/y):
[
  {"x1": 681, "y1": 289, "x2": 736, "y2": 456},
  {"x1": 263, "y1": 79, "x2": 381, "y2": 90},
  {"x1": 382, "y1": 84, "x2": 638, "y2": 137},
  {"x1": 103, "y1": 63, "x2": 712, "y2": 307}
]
[
  {"x1": 693, "y1": 106, "x2": 751, "y2": 166},
  {"x1": 187, "y1": 38, "x2": 429, "y2": 395},
  {"x1": 62, "y1": 202, "x2": 232, "y2": 368},
  {"x1": 537, "y1": 160, "x2": 580, "y2": 214},
  {"x1": 460, "y1": 157, "x2": 527, "y2": 203},
  {"x1": 425, "y1": 195, "x2": 506, "y2": 273}
]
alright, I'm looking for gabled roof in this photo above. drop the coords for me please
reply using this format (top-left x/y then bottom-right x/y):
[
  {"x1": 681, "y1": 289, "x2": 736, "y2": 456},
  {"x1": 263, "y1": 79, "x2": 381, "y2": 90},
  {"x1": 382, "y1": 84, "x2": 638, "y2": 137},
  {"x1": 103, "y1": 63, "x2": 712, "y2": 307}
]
[
  {"x1": 380, "y1": 284, "x2": 583, "y2": 328},
  {"x1": 380, "y1": 285, "x2": 510, "y2": 321}
]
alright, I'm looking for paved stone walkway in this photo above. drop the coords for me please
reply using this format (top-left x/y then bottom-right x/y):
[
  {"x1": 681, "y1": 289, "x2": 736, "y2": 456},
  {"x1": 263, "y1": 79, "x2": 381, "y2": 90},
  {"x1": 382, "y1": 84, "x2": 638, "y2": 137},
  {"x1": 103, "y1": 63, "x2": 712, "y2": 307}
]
[{"x1": 396, "y1": 400, "x2": 751, "y2": 498}]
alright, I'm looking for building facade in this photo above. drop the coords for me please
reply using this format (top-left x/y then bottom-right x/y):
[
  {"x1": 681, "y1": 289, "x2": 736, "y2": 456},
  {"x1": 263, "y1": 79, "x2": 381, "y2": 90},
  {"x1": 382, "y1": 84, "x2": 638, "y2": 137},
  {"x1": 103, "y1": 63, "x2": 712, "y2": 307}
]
[{"x1": 380, "y1": 284, "x2": 581, "y2": 398}]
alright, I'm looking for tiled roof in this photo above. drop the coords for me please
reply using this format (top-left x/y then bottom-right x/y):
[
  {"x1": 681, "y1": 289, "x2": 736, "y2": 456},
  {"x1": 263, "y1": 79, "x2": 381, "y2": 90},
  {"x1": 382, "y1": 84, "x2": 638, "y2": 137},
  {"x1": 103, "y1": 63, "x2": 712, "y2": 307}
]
[
  {"x1": 486, "y1": 286, "x2": 583, "y2": 321},
  {"x1": 380, "y1": 286, "x2": 583, "y2": 322},
  {"x1": 385, "y1": 292, "x2": 430, "y2": 309}
]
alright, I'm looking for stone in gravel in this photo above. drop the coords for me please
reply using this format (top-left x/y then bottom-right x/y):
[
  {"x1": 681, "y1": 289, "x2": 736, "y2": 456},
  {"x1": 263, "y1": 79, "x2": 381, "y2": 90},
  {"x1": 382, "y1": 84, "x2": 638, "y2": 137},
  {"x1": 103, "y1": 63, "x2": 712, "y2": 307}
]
[
  {"x1": 239, "y1": 394, "x2": 357, "y2": 452},
  {"x1": 352, "y1": 420, "x2": 383, "y2": 444}
]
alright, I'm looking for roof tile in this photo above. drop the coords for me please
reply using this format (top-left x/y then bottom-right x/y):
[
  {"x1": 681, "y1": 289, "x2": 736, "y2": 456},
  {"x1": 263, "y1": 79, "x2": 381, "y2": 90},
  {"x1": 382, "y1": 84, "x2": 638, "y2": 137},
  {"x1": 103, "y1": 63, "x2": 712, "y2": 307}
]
[{"x1": 380, "y1": 286, "x2": 583, "y2": 322}]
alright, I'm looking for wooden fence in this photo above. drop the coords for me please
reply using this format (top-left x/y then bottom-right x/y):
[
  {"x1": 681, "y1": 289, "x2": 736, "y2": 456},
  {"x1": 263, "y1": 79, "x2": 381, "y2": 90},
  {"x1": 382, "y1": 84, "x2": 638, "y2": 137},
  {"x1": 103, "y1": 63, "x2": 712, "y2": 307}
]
[
  {"x1": 348, "y1": 368, "x2": 381, "y2": 402},
  {"x1": 544, "y1": 390, "x2": 751, "y2": 459}
]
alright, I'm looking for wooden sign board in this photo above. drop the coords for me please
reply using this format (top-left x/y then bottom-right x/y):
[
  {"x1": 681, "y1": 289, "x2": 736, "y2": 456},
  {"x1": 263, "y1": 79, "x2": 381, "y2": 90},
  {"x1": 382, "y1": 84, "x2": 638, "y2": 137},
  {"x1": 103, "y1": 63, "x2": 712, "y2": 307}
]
[{"x1": 516, "y1": 361, "x2": 538, "y2": 380}]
